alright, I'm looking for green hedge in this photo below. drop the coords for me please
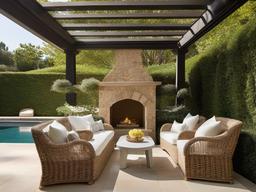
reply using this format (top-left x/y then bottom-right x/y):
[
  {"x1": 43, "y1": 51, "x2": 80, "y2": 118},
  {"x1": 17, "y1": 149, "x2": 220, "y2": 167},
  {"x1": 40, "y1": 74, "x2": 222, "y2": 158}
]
[
  {"x1": 187, "y1": 18, "x2": 256, "y2": 183},
  {"x1": 0, "y1": 73, "x2": 106, "y2": 116},
  {"x1": 0, "y1": 63, "x2": 176, "y2": 116}
]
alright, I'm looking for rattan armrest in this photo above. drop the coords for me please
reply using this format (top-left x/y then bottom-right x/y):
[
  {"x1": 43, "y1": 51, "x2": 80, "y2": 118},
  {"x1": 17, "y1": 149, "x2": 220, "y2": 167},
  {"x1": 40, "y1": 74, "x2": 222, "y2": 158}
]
[
  {"x1": 183, "y1": 133, "x2": 229, "y2": 156},
  {"x1": 46, "y1": 140, "x2": 96, "y2": 160},
  {"x1": 178, "y1": 130, "x2": 195, "y2": 140},
  {"x1": 77, "y1": 130, "x2": 93, "y2": 141},
  {"x1": 160, "y1": 123, "x2": 172, "y2": 132},
  {"x1": 103, "y1": 123, "x2": 114, "y2": 130}
]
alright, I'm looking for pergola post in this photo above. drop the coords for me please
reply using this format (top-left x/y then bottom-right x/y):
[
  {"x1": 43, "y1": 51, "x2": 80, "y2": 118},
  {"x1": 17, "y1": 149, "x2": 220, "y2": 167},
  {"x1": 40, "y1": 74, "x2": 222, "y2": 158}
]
[
  {"x1": 175, "y1": 48, "x2": 186, "y2": 90},
  {"x1": 65, "y1": 48, "x2": 77, "y2": 105}
]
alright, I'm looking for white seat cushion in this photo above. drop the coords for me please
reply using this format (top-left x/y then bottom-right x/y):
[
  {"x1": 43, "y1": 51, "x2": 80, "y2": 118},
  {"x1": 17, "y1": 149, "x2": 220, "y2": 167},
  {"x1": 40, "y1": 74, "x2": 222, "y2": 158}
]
[
  {"x1": 89, "y1": 130, "x2": 114, "y2": 156},
  {"x1": 195, "y1": 116, "x2": 222, "y2": 137},
  {"x1": 160, "y1": 131, "x2": 179, "y2": 144},
  {"x1": 177, "y1": 140, "x2": 190, "y2": 154}
]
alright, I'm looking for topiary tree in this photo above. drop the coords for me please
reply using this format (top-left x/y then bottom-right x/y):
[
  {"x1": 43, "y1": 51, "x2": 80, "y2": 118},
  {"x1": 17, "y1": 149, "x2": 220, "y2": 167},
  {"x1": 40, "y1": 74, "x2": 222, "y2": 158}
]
[
  {"x1": 51, "y1": 79, "x2": 75, "y2": 93},
  {"x1": 78, "y1": 78, "x2": 100, "y2": 93},
  {"x1": 51, "y1": 78, "x2": 100, "y2": 116},
  {"x1": 176, "y1": 88, "x2": 192, "y2": 109}
]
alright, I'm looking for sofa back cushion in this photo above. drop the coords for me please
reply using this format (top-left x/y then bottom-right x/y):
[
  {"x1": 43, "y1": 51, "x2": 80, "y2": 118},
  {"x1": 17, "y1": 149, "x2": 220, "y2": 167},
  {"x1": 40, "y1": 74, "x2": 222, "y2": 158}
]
[
  {"x1": 195, "y1": 116, "x2": 222, "y2": 137},
  {"x1": 68, "y1": 114, "x2": 95, "y2": 131},
  {"x1": 172, "y1": 120, "x2": 187, "y2": 133},
  {"x1": 183, "y1": 113, "x2": 199, "y2": 130}
]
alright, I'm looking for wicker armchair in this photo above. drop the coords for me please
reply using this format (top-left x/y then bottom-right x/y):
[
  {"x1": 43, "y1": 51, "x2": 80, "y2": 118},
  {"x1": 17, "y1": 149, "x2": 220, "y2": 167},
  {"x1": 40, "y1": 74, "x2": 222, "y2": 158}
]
[
  {"x1": 178, "y1": 117, "x2": 242, "y2": 183},
  {"x1": 32, "y1": 117, "x2": 115, "y2": 187},
  {"x1": 160, "y1": 116, "x2": 206, "y2": 164}
]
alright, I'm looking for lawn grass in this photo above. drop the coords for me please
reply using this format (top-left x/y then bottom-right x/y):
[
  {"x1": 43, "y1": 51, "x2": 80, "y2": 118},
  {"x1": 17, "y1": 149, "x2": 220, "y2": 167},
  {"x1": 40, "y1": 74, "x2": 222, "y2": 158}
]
[{"x1": 26, "y1": 64, "x2": 111, "y2": 75}]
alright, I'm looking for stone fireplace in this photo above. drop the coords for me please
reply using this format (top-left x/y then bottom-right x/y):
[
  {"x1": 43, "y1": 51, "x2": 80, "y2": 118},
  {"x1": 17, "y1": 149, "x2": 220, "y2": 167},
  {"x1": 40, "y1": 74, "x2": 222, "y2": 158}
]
[{"x1": 99, "y1": 49, "x2": 161, "y2": 140}]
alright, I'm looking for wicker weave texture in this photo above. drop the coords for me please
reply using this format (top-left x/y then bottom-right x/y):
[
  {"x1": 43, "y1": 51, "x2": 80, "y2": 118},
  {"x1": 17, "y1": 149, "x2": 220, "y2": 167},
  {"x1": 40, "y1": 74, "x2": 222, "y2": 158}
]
[
  {"x1": 179, "y1": 117, "x2": 242, "y2": 183},
  {"x1": 31, "y1": 117, "x2": 115, "y2": 187}
]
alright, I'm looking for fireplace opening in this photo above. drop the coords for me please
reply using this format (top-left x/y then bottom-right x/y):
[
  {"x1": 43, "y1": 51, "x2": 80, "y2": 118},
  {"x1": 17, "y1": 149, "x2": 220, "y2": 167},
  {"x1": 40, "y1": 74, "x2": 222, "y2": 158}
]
[{"x1": 110, "y1": 99, "x2": 144, "y2": 129}]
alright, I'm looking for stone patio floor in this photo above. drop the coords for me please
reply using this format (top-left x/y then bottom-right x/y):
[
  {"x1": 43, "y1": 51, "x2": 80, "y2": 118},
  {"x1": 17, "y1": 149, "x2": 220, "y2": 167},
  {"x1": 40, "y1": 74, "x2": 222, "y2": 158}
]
[{"x1": 0, "y1": 144, "x2": 255, "y2": 192}]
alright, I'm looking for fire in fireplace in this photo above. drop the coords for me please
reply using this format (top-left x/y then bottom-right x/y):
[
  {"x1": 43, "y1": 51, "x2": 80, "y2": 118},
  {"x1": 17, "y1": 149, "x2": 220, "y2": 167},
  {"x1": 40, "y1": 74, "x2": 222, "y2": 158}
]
[
  {"x1": 110, "y1": 99, "x2": 144, "y2": 129},
  {"x1": 117, "y1": 117, "x2": 140, "y2": 128}
]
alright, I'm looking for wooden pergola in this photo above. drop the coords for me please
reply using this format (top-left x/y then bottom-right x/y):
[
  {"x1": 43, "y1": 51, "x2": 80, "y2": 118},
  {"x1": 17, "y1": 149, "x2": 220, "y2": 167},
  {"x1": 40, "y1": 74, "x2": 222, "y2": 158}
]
[{"x1": 0, "y1": 0, "x2": 247, "y2": 105}]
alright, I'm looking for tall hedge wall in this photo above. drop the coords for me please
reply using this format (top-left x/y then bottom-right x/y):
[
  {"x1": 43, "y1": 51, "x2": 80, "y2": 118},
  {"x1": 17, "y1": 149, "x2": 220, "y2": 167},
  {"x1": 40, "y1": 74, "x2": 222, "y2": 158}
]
[
  {"x1": 0, "y1": 71, "x2": 175, "y2": 116},
  {"x1": 188, "y1": 18, "x2": 256, "y2": 183},
  {"x1": 0, "y1": 73, "x2": 105, "y2": 116}
]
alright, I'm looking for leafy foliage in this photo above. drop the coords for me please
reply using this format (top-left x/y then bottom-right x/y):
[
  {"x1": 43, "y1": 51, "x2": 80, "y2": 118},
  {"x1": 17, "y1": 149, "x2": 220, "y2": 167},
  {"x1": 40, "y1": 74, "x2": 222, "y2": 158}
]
[
  {"x1": 187, "y1": 10, "x2": 256, "y2": 183},
  {"x1": 0, "y1": 42, "x2": 14, "y2": 67},
  {"x1": 14, "y1": 44, "x2": 52, "y2": 71},
  {"x1": 56, "y1": 102, "x2": 99, "y2": 116},
  {"x1": 51, "y1": 79, "x2": 74, "y2": 93},
  {"x1": 79, "y1": 78, "x2": 100, "y2": 93},
  {"x1": 0, "y1": 65, "x2": 16, "y2": 72},
  {"x1": 194, "y1": 1, "x2": 256, "y2": 54},
  {"x1": 142, "y1": 50, "x2": 175, "y2": 66}
]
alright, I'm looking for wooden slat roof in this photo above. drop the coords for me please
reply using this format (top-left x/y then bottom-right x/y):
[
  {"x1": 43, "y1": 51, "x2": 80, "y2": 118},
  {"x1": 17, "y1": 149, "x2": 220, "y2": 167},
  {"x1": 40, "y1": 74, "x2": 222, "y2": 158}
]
[{"x1": 0, "y1": 0, "x2": 248, "y2": 50}]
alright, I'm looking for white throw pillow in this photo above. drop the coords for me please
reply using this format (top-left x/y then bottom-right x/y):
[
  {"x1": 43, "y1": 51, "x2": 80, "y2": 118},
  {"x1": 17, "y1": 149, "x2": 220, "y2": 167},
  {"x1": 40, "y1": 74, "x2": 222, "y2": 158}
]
[
  {"x1": 48, "y1": 120, "x2": 68, "y2": 144},
  {"x1": 184, "y1": 113, "x2": 192, "y2": 119},
  {"x1": 195, "y1": 116, "x2": 222, "y2": 137},
  {"x1": 67, "y1": 130, "x2": 80, "y2": 142},
  {"x1": 183, "y1": 114, "x2": 199, "y2": 130},
  {"x1": 68, "y1": 115, "x2": 95, "y2": 131},
  {"x1": 83, "y1": 114, "x2": 95, "y2": 124},
  {"x1": 171, "y1": 120, "x2": 187, "y2": 133},
  {"x1": 97, "y1": 120, "x2": 105, "y2": 131},
  {"x1": 90, "y1": 120, "x2": 105, "y2": 133}
]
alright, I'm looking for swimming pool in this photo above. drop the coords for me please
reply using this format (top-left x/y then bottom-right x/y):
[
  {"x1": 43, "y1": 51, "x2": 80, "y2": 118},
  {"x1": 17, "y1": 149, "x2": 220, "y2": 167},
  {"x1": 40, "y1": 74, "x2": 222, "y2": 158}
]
[
  {"x1": 0, "y1": 126, "x2": 34, "y2": 143},
  {"x1": 0, "y1": 121, "x2": 44, "y2": 143}
]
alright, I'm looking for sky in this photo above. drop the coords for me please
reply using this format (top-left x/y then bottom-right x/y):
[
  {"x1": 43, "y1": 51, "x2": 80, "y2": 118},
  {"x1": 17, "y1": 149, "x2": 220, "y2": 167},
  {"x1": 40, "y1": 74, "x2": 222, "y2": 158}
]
[
  {"x1": 0, "y1": 1, "x2": 68, "y2": 52},
  {"x1": 0, "y1": 14, "x2": 45, "y2": 51}
]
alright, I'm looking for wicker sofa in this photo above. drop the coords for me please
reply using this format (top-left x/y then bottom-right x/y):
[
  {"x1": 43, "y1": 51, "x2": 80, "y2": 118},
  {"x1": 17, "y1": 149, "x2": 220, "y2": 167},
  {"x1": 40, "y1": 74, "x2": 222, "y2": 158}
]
[
  {"x1": 160, "y1": 116, "x2": 206, "y2": 164},
  {"x1": 177, "y1": 117, "x2": 242, "y2": 183},
  {"x1": 31, "y1": 117, "x2": 115, "y2": 187}
]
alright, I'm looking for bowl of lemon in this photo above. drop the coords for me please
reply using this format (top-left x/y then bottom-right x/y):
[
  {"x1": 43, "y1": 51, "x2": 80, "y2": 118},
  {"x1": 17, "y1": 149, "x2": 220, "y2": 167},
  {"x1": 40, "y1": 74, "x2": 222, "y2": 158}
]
[{"x1": 127, "y1": 129, "x2": 144, "y2": 142}]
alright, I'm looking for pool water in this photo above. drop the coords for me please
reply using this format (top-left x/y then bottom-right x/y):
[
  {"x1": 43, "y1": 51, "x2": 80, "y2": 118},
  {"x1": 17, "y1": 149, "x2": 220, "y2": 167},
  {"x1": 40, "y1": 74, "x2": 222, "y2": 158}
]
[{"x1": 0, "y1": 127, "x2": 34, "y2": 143}]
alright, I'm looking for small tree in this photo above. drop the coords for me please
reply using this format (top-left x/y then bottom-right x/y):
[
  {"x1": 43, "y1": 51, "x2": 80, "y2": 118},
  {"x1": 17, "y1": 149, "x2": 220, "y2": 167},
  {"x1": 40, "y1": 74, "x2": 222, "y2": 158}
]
[
  {"x1": 14, "y1": 43, "x2": 43, "y2": 71},
  {"x1": 0, "y1": 42, "x2": 14, "y2": 67}
]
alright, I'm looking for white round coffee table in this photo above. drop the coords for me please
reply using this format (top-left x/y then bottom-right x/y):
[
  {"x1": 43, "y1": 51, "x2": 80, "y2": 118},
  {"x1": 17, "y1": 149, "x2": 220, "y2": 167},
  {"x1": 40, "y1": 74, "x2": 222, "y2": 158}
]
[{"x1": 116, "y1": 135, "x2": 155, "y2": 169}]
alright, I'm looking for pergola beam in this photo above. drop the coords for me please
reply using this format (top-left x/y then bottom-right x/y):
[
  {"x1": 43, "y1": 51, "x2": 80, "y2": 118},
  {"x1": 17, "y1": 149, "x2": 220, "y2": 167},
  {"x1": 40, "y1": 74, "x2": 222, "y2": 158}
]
[
  {"x1": 179, "y1": 0, "x2": 248, "y2": 49},
  {"x1": 0, "y1": 0, "x2": 75, "y2": 50},
  {"x1": 52, "y1": 11, "x2": 203, "y2": 20},
  {"x1": 62, "y1": 23, "x2": 191, "y2": 31},
  {"x1": 75, "y1": 39, "x2": 178, "y2": 50},
  {"x1": 176, "y1": 49, "x2": 186, "y2": 90},
  {"x1": 43, "y1": 1, "x2": 207, "y2": 11},
  {"x1": 69, "y1": 31, "x2": 185, "y2": 37},
  {"x1": 65, "y1": 48, "x2": 77, "y2": 105}
]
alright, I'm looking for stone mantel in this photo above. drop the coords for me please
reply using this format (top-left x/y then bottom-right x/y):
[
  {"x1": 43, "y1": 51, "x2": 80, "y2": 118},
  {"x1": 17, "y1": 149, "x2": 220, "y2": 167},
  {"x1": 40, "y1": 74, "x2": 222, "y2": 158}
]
[{"x1": 99, "y1": 81, "x2": 161, "y2": 87}]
